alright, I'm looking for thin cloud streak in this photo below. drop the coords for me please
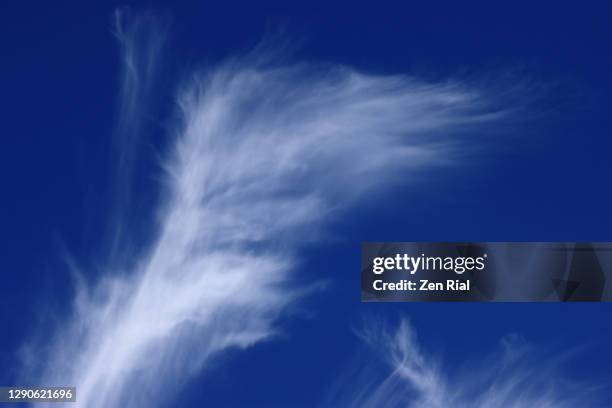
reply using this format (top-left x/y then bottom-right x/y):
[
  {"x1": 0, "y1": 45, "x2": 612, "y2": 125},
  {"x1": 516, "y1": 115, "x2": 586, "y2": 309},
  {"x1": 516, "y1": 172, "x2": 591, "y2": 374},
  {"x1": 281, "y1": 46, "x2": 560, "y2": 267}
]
[
  {"x1": 35, "y1": 14, "x2": 507, "y2": 408},
  {"x1": 324, "y1": 317, "x2": 604, "y2": 408},
  {"x1": 108, "y1": 9, "x2": 166, "y2": 260}
]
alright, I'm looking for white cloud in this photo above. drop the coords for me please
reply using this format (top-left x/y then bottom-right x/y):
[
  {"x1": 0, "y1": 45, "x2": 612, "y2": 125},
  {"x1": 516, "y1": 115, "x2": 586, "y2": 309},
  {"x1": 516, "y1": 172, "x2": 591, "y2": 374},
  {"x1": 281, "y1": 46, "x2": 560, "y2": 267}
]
[
  {"x1": 32, "y1": 13, "x2": 507, "y2": 408},
  {"x1": 106, "y1": 8, "x2": 167, "y2": 260},
  {"x1": 324, "y1": 317, "x2": 602, "y2": 408}
]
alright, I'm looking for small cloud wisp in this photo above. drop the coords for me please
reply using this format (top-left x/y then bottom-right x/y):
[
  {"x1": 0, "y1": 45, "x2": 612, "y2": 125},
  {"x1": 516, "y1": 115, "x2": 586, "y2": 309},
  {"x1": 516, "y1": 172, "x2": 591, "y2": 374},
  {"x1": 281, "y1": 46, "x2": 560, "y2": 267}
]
[{"x1": 324, "y1": 317, "x2": 604, "y2": 408}]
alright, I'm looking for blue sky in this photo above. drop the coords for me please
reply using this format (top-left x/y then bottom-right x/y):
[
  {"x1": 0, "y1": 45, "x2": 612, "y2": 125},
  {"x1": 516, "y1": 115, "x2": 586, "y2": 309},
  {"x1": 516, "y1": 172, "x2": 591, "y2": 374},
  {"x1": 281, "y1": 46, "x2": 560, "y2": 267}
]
[{"x1": 1, "y1": 1, "x2": 612, "y2": 407}]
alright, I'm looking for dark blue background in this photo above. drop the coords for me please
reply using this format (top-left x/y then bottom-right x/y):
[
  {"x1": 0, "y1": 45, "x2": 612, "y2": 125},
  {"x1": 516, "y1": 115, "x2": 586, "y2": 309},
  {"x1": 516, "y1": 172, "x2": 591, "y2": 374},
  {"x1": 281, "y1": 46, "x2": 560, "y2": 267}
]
[{"x1": 1, "y1": 1, "x2": 612, "y2": 406}]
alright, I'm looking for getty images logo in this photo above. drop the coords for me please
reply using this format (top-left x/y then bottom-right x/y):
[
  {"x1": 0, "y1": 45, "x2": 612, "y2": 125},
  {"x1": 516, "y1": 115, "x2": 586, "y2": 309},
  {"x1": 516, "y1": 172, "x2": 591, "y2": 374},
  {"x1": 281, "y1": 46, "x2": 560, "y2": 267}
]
[{"x1": 372, "y1": 253, "x2": 488, "y2": 275}]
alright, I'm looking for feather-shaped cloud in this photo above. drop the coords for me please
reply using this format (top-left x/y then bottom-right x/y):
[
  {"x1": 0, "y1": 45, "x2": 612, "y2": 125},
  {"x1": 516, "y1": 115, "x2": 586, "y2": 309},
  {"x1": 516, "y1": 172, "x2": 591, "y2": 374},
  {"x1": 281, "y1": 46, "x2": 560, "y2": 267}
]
[{"x1": 33, "y1": 12, "x2": 506, "y2": 408}]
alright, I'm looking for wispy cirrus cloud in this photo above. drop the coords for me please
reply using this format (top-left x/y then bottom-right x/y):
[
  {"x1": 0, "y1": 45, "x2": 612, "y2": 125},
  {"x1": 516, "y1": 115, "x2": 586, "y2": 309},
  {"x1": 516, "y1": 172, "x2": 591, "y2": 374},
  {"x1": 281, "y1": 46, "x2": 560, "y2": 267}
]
[
  {"x1": 324, "y1": 317, "x2": 605, "y2": 408},
  {"x1": 107, "y1": 9, "x2": 167, "y2": 260},
  {"x1": 31, "y1": 11, "x2": 509, "y2": 408}
]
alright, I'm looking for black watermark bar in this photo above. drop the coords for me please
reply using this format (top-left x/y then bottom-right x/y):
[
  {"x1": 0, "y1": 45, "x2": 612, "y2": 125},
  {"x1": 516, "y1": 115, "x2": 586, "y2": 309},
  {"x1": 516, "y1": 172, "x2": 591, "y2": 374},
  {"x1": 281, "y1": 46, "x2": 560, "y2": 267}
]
[
  {"x1": 0, "y1": 387, "x2": 76, "y2": 403},
  {"x1": 361, "y1": 242, "x2": 612, "y2": 302}
]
